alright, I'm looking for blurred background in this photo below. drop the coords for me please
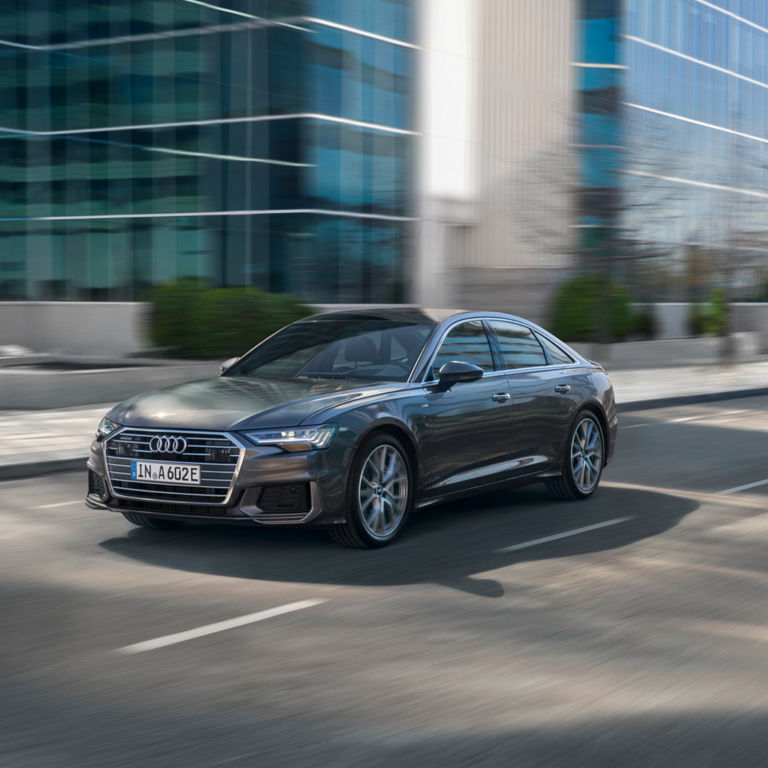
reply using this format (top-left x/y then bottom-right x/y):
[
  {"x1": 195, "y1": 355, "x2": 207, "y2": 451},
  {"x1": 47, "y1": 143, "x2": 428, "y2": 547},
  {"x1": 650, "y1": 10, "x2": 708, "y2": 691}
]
[
  {"x1": 2, "y1": 0, "x2": 768, "y2": 357},
  {"x1": 3, "y1": 6, "x2": 768, "y2": 766}
]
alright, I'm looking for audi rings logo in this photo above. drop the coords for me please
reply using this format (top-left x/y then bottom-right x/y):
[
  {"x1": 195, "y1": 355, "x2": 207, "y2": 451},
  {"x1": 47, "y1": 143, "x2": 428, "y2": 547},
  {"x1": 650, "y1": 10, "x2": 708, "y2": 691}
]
[{"x1": 149, "y1": 435, "x2": 187, "y2": 454}]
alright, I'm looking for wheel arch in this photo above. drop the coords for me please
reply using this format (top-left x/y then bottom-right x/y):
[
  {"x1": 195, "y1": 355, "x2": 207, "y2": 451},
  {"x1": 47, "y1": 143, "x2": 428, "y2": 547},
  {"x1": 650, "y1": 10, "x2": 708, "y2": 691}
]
[
  {"x1": 353, "y1": 420, "x2": 420, "y2": 488},
  {"x1": 575, "y1": 400, "x2": 610, "y2": 457}
]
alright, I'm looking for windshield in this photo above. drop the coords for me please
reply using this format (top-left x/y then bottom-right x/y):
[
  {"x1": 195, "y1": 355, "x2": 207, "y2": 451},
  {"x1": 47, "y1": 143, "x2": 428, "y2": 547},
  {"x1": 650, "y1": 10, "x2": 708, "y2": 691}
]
[{"x1": 226, "y1": 316, "x2": 435, "y2": 382}]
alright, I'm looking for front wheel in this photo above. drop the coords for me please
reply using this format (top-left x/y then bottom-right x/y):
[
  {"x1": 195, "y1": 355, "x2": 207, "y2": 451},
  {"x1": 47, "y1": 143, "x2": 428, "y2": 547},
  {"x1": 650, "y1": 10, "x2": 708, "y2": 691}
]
[
  {"x1": 330, "y1": 434, "x2": 414, "y2": 548},
  {"x1": 546, "y1": 411, "x2": 605, "y2": 501}
]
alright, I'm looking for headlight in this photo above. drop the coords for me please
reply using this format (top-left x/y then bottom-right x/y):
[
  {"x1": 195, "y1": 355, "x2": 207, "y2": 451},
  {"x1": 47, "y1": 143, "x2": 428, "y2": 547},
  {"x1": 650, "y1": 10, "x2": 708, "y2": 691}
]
[
  {"x1": 242, "y1": 425, "x2": 337, "y2": 452},
  {"x1": 96, "y1": 416, "x2": 121, "y2": 438}
]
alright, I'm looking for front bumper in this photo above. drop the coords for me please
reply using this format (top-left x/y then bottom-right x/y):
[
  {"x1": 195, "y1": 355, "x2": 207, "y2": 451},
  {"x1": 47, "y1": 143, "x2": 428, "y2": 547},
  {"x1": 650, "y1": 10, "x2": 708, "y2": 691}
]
[{"x1": 86, "y1": 429, "x2": 352, "y2": 527}]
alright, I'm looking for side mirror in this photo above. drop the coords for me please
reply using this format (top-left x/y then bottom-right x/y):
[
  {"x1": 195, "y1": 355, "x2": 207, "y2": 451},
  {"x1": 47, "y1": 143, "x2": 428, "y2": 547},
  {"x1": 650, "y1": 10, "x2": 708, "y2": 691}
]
[
  {"x1": 437, "y1": 360, "x2": 484, "y2": 386},
  {"x1": 219, "y1": 357, "x2": 239, "y2": 374}
]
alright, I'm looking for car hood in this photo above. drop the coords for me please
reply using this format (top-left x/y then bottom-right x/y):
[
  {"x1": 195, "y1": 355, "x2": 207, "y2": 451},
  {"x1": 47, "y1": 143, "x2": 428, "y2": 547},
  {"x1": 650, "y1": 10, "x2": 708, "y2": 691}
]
[{"x1": 108, "y1": 376, "x2": 406, "y2": 431}]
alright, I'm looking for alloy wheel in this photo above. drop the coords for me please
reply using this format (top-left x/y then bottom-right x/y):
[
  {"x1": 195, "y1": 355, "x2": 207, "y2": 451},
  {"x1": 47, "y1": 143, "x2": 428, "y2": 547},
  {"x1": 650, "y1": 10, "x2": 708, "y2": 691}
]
[
  {"x1": 357, "y1": 444, "x2": 409, "y2": 540},
  {"x1": 570, "y1": 417, "x2": 603, "y2": 493}
]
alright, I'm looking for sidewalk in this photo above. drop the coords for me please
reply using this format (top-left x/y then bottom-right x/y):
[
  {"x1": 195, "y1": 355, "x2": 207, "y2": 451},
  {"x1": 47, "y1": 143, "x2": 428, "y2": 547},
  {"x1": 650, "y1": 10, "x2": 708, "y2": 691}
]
[{"x1": 1, "y1": 361, "x2": 767, "y2": 481}]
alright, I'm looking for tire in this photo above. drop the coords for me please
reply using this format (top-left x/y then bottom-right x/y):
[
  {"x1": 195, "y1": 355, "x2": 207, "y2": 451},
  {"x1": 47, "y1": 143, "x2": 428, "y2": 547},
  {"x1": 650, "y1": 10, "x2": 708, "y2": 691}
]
[
  {"x1": 122, "y1": 512, "x2": 183, "y2": 530},
  {"x1": 546, "y1": 411, "x2": 605, "y2": 501},
  {"x1": 329, "y1": 433, "x2": 415, "y2": 548}
]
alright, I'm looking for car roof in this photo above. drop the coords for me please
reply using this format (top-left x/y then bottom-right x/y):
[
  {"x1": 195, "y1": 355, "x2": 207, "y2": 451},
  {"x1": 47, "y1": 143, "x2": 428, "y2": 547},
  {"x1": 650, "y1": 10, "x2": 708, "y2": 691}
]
[
  {"x1": 301, "y1": 307, "x2": 461, "y2": 324},
  {"x1": 305, "y1": 307, "x2": 537, "y2": 326},
  {"x1": 303, "y1": 307, "x2": 588, "y2": 373}
]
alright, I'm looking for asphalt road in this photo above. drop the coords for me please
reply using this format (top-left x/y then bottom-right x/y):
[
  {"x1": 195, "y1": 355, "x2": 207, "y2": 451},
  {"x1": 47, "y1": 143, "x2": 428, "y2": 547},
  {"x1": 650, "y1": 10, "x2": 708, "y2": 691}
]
[{"x1": 1, "y1": 396, "x2": 767, "y2": 767}]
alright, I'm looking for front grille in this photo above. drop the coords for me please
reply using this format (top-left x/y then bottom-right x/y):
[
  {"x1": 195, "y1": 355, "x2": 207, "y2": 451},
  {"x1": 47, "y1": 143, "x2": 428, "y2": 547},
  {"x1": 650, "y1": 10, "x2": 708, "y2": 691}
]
[{"x1": 105, "y1": 429, "x2": 241, "y2": 505}]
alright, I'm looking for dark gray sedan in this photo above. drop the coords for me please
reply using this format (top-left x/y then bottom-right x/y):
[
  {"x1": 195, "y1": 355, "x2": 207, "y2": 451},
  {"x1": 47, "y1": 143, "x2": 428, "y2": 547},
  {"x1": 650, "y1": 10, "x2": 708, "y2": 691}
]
[{"x1": 86, "y1": 309, "x2": 617, "y2": 547}]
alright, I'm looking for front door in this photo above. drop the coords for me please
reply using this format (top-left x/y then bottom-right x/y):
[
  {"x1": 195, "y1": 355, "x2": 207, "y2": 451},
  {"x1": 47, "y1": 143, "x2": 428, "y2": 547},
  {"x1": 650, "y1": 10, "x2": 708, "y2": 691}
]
[{"x1": 418, "y1": 320, "x2": 518, "y2": 495}]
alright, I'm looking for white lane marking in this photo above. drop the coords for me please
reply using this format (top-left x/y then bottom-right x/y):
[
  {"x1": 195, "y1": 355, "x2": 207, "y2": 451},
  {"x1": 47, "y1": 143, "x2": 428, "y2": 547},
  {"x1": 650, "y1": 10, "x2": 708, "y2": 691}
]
[
  {"x1": 495, "y1": 518, "x2": 631, "y2": 553},
  {"x1": 719, "y1": 478, "x2": 768, "y2": 496},
  {"x1": 624, "y1": 409, "x2": 749, "y2": 429},
  {"x1": 601, "y1": 480, "x2": 764, "y2": 510},
  {"x1": 116, "y1": 599, "x2": 327, "y2": 654},
  {"x1": 36, "y1": 500, "x2": 82, "y2": 509}
]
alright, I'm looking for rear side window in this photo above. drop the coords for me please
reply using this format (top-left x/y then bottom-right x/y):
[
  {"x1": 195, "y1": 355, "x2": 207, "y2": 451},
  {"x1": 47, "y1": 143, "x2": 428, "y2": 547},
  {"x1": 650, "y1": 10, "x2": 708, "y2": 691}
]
[
  {"x1": 490, "y1": 321, "x2": 547, "y2": 369},
  {"x1": 538, "y1": 334, "x2": 575, "y2": 365},
  {"x1": 431, "y1": 320, "x2": 495, "y2": 377}
]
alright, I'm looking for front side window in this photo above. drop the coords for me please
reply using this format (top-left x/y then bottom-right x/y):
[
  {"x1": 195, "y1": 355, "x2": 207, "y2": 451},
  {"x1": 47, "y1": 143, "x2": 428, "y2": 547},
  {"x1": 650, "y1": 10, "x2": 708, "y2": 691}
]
[
  {"x1": 490, "y1": 321, "x2": 547, "y2": 369},
  {"x1": 430, "y1": 320, "x2": 495, "y2": 378}
]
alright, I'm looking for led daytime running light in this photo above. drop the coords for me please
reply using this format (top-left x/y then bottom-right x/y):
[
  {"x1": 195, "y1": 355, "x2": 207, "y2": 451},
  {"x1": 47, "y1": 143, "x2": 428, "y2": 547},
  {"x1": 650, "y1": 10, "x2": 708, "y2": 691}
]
[{"x1": 243, "y1": 425, "x2": 337, "y2": 451}]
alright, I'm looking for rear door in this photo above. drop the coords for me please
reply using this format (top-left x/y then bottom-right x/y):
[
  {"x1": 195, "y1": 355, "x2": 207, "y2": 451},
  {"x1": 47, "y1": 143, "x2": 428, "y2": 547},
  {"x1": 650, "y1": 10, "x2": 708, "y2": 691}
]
[{"x1": 487, "y1": 320, "x2": 578, "y2": 471}]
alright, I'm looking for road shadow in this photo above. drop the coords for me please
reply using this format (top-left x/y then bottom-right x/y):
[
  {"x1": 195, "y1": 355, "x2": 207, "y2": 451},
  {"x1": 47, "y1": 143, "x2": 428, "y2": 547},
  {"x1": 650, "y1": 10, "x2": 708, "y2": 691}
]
[{"x1": 99, "y1": 482, "x2": 698, "y2": 598}]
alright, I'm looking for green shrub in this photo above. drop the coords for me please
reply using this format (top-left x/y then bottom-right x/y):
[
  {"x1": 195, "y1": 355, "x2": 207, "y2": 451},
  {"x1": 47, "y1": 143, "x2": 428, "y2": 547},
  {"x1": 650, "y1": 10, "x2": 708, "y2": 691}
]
[
  {"x1": 632, "y1": 305, "x2": 657, "y2": 340},
  {"x1": 687, "y1": 303, "x2": 708, "y2": 336},
  {"x1": 148, "y1": 281, "x2": 313, "y2": 359},
  {"x1": 548, "y1": 274, "x2": 635, "y2": 343},
  {"x1": 687, "y1": 288, "x2": 728, "y2": 336},
  {"x1": 708, "y1": 287, "x2": 728, "y2": 335}
]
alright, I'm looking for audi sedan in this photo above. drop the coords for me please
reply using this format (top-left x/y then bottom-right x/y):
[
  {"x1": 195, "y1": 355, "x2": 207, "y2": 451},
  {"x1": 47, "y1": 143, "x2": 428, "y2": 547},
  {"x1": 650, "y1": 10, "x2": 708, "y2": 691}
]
[{"x1": 86, "y1": 309, "x2": 617, "y2": 547}]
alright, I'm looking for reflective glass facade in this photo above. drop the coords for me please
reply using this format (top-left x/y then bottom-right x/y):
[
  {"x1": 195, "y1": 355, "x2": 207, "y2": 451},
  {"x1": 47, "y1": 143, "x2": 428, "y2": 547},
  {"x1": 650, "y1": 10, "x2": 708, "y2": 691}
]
[
  {"x1": 623, "y1": 0, "x2": 768, "y2": 299},
  {"x1": 0, "y1": 0, "x2": 413, "y2": 301},
  {"x1": 579, "y1": 0, "x2": 768, "y2": 299},
  {"x1": 576, "y1": 0, "x2": 623, "y2": 267}
]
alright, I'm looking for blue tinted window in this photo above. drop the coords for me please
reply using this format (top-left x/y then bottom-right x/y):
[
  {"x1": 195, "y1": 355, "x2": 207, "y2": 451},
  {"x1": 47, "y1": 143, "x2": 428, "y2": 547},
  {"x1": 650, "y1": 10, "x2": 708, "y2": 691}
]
[
  {"x1": 432, "y1": 321, "x2": 495, "y2": 377},
  {"x1": 490, "y1": 321, "x2": 547, "y2": 369}
]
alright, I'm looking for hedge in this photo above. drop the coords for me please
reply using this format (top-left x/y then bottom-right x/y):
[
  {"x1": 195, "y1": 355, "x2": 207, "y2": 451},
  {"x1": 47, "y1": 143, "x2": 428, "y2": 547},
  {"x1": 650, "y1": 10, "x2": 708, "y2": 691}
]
[
  {"x1": 147, "y1": 281, "x2": 313, "y2": 359},
  {"x1": 548, "y1": 274, "x2": 635, "y2": 343},
  {"x1": 688, "y1": 288, "x2": 727, "y2": 336}
]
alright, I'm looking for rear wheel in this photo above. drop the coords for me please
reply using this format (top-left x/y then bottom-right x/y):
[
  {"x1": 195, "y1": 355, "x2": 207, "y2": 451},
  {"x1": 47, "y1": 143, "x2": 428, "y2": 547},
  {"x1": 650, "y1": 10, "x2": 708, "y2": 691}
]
[
  {"x1": 122, "y1": 512, "x2": 183, "y2": 530},
  {"x1": 330, "y1": 434, "x2": 414, "y2": 548},
  {"x1": 546, "y1": 411, "x2": 604, "y2": 501}
]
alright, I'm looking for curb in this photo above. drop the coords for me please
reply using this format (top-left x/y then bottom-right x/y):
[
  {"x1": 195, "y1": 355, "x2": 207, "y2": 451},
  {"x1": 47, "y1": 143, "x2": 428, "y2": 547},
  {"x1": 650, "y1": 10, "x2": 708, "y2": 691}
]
[
  {"x1": 616, "y1": 387, "x2": 768, "y2": 412},
  {"x1": 0, "y1": 457, "x2": 87, "y2": 482}
]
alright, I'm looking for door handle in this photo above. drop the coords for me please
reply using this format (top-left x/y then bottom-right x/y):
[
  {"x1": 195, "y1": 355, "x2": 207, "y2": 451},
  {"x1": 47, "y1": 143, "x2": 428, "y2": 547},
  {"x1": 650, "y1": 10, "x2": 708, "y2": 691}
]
[
  {"x1": 492, "y1": 392, "x2": 511, "y2": 402},
  {"x1": 554, "y1": 384, "x2": 571, "y2": 394}
]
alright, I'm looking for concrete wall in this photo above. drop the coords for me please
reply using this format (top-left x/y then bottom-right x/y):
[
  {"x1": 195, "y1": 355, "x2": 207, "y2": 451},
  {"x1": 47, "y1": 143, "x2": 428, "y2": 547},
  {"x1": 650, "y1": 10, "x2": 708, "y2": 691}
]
[
  {"x1": 414, "y1": 0, "x2": 476, "y2": 307},
  {"x1": 0, "y1": 362, "x2": 218, "y2": 409},
  {"x1": 732, "y1": 303, "x2": 768, "y2": 352},
  {"x1": 642, "y1": 303, "x2": 690, "y2": 340},
  {"x1": 414, "y1": 0, "x2": 577, "y2": 311},
  {"x1": 637, "y1": 303, "x2": 768, "y2": 351},
  {"x1": 0, "y1": 302, "x2": 148, "y2": 355},
  {"x1": 3, "y1": 301, "x2": 768, "y2": 358},
  {"x1": 463, "y1": 0, "x2": 576, "y2": 316},
  {"x1": 572, "y1": 334, "x2": 760, "y2": 370}
]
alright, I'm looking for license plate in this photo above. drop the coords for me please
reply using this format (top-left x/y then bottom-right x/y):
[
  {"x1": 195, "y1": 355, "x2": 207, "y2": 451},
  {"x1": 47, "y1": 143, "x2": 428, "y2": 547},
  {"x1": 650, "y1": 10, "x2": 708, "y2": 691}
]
[{"x1": 130, "y1": 460, "x2": 201, "y2": 485}]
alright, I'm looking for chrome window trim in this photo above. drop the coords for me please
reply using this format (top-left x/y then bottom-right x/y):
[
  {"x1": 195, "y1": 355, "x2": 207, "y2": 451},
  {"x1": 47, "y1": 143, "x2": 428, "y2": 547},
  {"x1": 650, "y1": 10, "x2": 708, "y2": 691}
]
[
  {"x1": 412, "y1": 316, "x2": 586, "y2": 384},
  {"x1": 102, "y1": 427, "x2": 246, "y2": 507}
]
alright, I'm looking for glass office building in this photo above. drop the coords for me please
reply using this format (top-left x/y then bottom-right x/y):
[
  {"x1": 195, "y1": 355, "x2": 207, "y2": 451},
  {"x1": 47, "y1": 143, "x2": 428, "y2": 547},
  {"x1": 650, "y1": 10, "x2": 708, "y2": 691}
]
[
  {"x1": 579, "y1": 0, "x2": 768, "y2": 299},
  {"x1": 576, "y1": 0, "x2": 622, "y2": 250},
  {"x1": 0, "y1": 0, "x2": 414, "y2": 302}
]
